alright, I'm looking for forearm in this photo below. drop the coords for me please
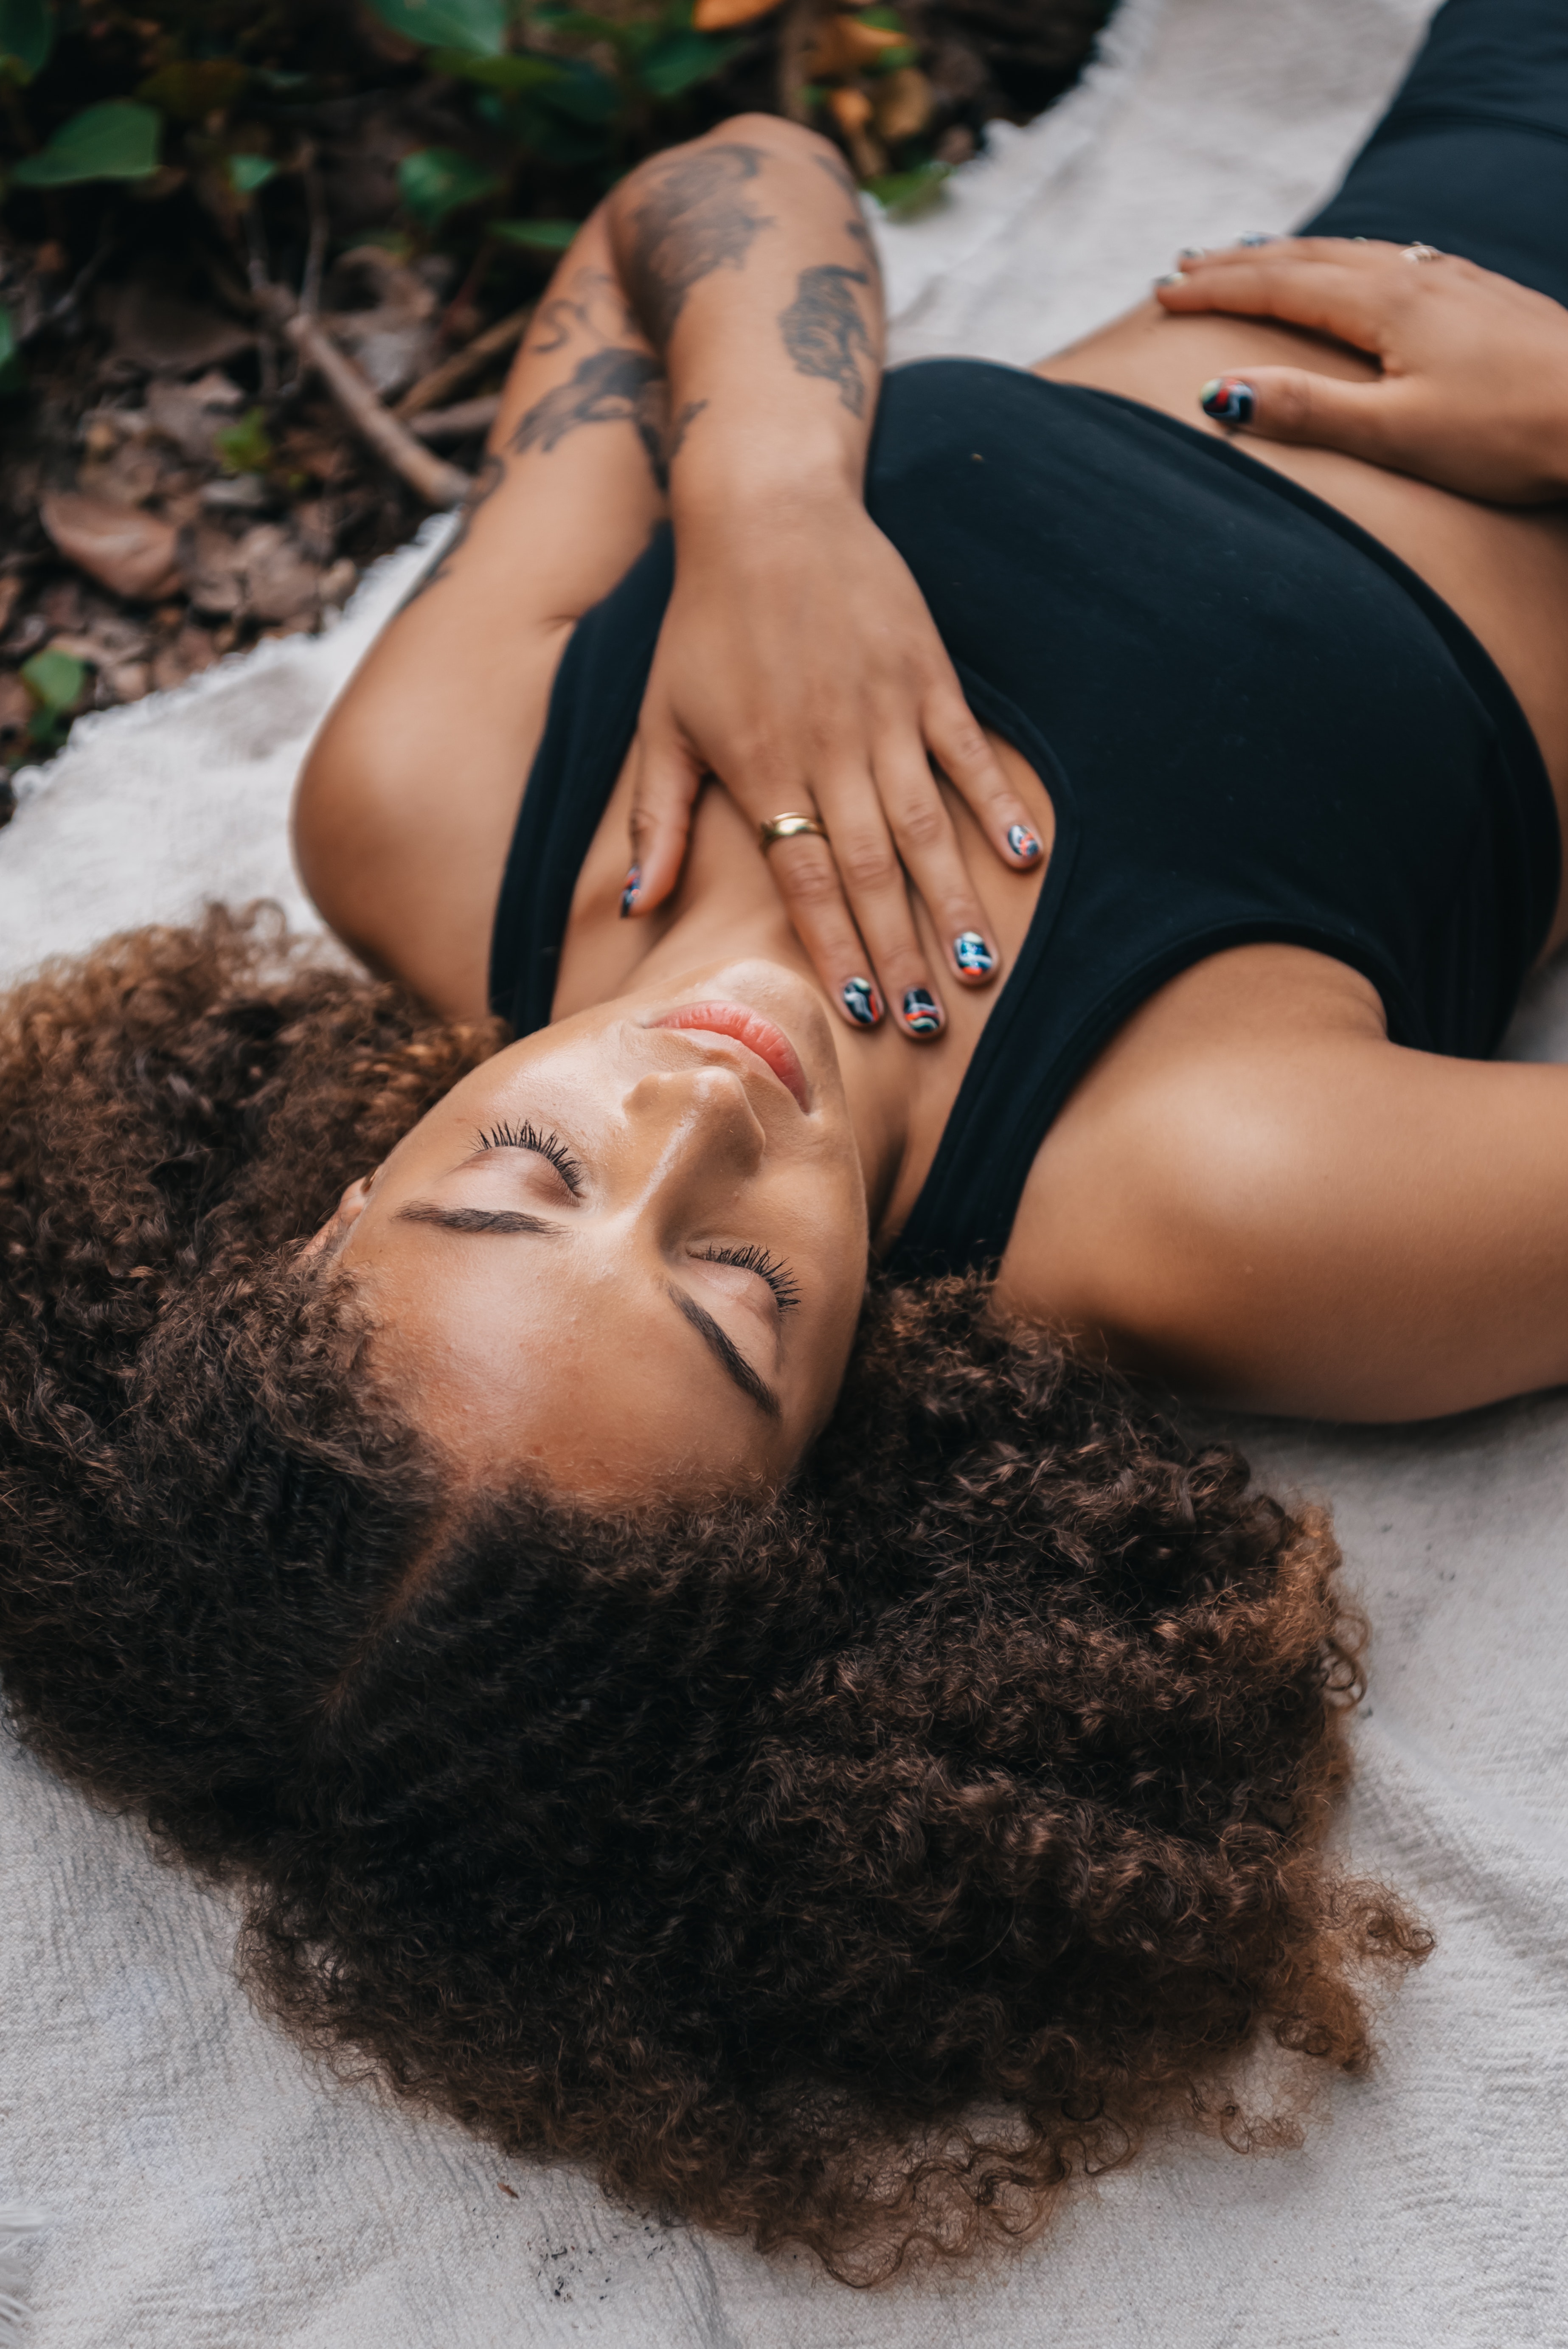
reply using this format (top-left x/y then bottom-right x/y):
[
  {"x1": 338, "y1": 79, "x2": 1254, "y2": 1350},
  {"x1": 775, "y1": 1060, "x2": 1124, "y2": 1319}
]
[{"x1": 605, "y1": 115, "x2": 885, "y2": 517}]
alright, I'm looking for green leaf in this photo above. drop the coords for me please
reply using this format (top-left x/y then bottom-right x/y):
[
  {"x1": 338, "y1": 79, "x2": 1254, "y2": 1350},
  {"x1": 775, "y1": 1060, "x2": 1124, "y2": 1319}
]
[
  {"x1": 0, "y1": 0, "x2": 52, "y2": 80},
  {"x1": 0, "y1": 302, "x2": 23, "y2": 395},
  {"x1": 429, "y1": 46, "x2": 562, "y2": 90},
  {"x1": 364, "y1": 0, "x2": 507, "y2": 56},
  {"x1": 492, "y1": 217, "x2": 580, "y2": 252},
  {"x1": 12, "y1": 101, "x2": 162, "y2": 187},
  {"x1": 637, "y1": 28, "x2": 744, "y2": 96},
  {"x1": 536, "y1": 57, "x2": 619, "y2": 123},
  {"x1": 215, "y1": 406, "x2": 274, "y2": 476},
  {"x1": 396, "y1": 146, "x2": 503, "y2": 225},
  {"x1": 865, "y1": 159, "x2": 951, "y2": 220},
  {"x1": 226, "y1": 154, "x2": 278, "y2": 196},
  {"x1": 20, "y1": 649, "x2": 86, "y2": 714}
]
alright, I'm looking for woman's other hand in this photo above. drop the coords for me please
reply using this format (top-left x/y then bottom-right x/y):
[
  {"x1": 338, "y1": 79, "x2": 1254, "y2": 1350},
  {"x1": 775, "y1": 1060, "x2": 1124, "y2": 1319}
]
[
  {"x1": 1157, "y1": 238, "x2": 1568, "y2": 504},
  {"x1": 625, "y1": 498, "x2": 1042, "y2": 1040}
]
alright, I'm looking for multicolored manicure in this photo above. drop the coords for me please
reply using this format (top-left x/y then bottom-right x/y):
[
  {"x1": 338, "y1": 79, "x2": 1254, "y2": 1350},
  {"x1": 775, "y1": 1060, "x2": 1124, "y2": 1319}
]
[
  {"x1": 1178, "y1": 245, "x2": 1207, "y2": 261},
  {"x1": 841, "y1": 975, "x2": 882, "y2": 1027},
  {"x1": 953, "y1": 931, "x2": 996, "y2": 978},
  {"x1": 1200, "y1": 376, "x2": 1255, "y2": 426},
  {"x1": 619, "y1": 865, "x2": 641, "y2": 918},
  {"x1": 901, "y1": 988, "x2": 943, "y2": 1037},
  {"x1": 1006, "y1": 822, "x2": 1042, "y2": 864},
  {"x1": 1236, "y1": 231, "x2": 1279, "y2": 247}
]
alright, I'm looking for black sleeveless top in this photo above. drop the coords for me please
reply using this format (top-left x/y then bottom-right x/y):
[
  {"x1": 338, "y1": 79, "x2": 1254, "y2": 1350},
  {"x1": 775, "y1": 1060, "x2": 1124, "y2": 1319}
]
[{"x1": 489, "y1": 360, "x2": 1559, "y2": 1277}]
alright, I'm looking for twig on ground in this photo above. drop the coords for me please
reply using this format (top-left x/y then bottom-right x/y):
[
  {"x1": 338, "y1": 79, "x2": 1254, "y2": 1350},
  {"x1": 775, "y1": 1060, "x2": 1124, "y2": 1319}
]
[
  {"x1": 299, "y1": 144, "x2": 329, "y2": 320},
  {"x1": 408, "y1": 394, "x2": 502, "y2": 443},
  {"x1": 244, "y1": 210, "x2": 281, "y2": 402},
  {"x1": 395, "y1": 306, "x2": 533, "y2": 420},
  {"x1": 778, "y1": 0, "x2": 832, "y2": 122},
  {"x1": 257, "y1": 287, "x2": 471, "y2": 508}
]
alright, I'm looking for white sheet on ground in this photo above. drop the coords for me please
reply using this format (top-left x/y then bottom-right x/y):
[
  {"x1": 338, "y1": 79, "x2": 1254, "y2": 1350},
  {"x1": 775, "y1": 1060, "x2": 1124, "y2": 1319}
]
[{"x1": 6, "y1": 2, "x2": 1567, "y2": 2341}]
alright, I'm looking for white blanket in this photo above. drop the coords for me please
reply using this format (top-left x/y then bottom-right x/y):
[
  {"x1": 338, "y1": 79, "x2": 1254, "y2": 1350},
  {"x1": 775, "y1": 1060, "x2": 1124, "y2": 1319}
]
[{"x1": 8, "y1": 3, "x2": 1568, "y2": 2340}]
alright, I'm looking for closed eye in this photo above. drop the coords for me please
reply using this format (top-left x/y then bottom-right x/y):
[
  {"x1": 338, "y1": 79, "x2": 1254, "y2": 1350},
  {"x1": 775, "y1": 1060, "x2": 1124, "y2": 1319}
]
[{"x1": 474, "y1": 1120, "x2": 584, "y2": 1194}]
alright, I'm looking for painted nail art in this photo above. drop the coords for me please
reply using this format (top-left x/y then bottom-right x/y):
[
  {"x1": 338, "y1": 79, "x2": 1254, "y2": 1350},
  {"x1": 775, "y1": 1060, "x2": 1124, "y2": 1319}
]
[
  {"x1": 953, "y1": 931, "x2": 996, "y2": 977},
  {"x1": 841, "y1": 975, "x2": 881, "y2": 1027},
  {"x1": 902, "y1": 988, "x2": 943, "y2": 1037},
  {"x1": 619, "y1": 865, "x2": 641, "y2": 918},
  {"x1": 1236, "y1": 231, "x2": 1278, "y2": 247},
  {"x1": 1006, "y1": 822, "x2": 1042, "y2": 863},
  {"x1": 1200, "y1": 376, "x2": 1255, "y2": 426},
  {"x1": 1178, "y1": 245, "x2": 1207, "y2": 261},
  {"x1": 1154, "y1": 270, "x2": 1185, "y2": 288}
]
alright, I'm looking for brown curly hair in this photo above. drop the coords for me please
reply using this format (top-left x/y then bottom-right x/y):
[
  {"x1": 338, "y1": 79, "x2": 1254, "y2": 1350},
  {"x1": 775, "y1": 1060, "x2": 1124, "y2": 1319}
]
[{"x1": 0, "y1": 908, "x2": 1428, "y2": 2279}]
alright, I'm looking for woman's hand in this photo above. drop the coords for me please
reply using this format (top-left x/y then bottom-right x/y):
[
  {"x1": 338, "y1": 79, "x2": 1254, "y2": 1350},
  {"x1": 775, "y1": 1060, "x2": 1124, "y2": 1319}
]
[
  {"x1": 1156, "y1": 238, "x2": 1568, "y2": 503},
  {"x1": 625, "y1": 495, "x2": 1044, "y2": 1039}
]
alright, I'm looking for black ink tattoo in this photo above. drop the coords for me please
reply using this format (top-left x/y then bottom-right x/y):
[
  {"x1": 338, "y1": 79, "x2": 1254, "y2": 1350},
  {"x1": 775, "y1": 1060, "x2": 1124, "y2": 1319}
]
[
  {"x1": 666, "y1": 396, "x2": 707, "y2": 469},
  {"x1": 398, "y1": 451, "x2": 505, "y2": 607},
  {"x1": 777, "y1": 263, "x2": 876, "y2": 418},
  {"x1": 511, "y1": 346, "x2": 674, "y2": 488},
  {"x1": 624, "y1": 143, "x2": 775, "y2": 347},
  {"x1": 529, "y1": 267, "x2": 642, "y2": 358},
  {"x1": 811, "y1": 148, "x2": 857, "y2": 197}
]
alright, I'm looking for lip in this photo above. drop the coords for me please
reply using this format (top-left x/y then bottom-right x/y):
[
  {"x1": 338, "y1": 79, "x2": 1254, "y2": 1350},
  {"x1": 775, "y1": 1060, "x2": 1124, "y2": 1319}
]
[{"x1": 649, "y1": 1002, "x2": 811, "y2": 1111}]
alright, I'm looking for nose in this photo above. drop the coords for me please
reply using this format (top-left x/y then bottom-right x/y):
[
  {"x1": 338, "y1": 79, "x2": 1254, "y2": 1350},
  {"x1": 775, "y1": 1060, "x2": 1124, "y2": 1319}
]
[{"x1": 620, "y1": 1063, "x2": 767, "y2": 1210}]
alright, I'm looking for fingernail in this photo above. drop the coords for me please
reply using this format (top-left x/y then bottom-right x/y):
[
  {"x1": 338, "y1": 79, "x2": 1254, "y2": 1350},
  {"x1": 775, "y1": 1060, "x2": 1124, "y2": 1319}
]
[
  {"x1": 1200, "y1": 376, "x2": 1255, "y2": 426},
  {"x1": 1236, "y1": 231, "x2": 1278, "y2": 247},
  {"x1": 1178, "y1": 245, "x2": 1207, "y2": 260},
  {"x1": 1154, "y1": 270, "x2": 1185, "y2": 288},
  {"x1": 841, "y1": 976, "x2": 882, "y2": 1027},
  {"x1": 619, "y1": 865, "x2": 641, "y2": 917},
  {"x1": 953, "y1": 931, "x2": 996, "y2": 978},
  {"x1": 1006, "y1": 822, "x2": 1042, "y2": 864},
  {"x1": 901, "y1": 988, "x2": 944, "y2": 1037}
]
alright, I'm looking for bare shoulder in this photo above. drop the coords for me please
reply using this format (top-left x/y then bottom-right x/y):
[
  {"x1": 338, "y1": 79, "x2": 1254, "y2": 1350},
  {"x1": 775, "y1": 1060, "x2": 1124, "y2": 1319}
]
[{"x1": 994, "y1": 944, "x2": 1568, "y2": 1421}]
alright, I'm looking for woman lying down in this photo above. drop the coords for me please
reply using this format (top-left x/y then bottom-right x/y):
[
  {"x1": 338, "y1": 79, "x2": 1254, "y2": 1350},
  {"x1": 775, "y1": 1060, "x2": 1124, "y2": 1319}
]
[{"x1": 7, "y1": 0, "x2": 1568, "y2": 2276}]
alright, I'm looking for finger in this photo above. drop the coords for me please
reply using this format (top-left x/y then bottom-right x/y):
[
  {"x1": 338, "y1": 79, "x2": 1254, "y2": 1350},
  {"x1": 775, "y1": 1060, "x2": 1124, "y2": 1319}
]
[
  {"x1": 764, "y1": 826, "x2": 892, "y2": 1036},
  {"x1": 1195, "y1": 366, "x2": 1409, "y2": 464},
  {"x1": 625, "y1": 725, "x2": 704, "y2": 916},
  {"x1": 821, "y1": 783, "x2": 960, "y2": 1040},
  {"x1": 1157, "y1": 253, "x2": 1396, "y2": 351},
  {"x1": 921, "y1": 684, "x2": 1045, "y2": 871},
  {"x1": 874, "y1": 731, "x2": 1005, "y2": 992},
  {"x1": 1169, "y1": 235, "x2": 1412, "y2": 275}
]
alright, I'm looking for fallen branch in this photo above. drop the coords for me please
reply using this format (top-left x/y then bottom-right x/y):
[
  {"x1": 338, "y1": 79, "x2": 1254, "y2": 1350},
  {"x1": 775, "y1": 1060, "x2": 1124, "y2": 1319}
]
[
  {"x1": 408, "y1": 394, "x2": 501, "y2": 444},
  {"x1": 395, "y1": 305, "x2": 533, "y2": 421},
  {"x1": 276, "y1": 302, "x2": 471, "y2": 509}
]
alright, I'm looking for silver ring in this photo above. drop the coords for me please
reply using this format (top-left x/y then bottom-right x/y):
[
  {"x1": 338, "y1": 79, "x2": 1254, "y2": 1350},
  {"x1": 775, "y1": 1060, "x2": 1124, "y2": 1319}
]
[{"x1": 1400, "y1": 242, "x2": 1442, "y2": 264}]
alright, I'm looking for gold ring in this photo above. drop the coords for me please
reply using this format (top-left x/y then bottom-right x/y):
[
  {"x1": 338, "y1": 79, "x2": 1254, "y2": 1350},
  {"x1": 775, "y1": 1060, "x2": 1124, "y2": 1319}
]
[
  {"x1": 758, "y1": 812, "x2": 829, "y2": 855},
  {"x1": 1401, "y1": 242, "x2": 1441, "y2": 263}
]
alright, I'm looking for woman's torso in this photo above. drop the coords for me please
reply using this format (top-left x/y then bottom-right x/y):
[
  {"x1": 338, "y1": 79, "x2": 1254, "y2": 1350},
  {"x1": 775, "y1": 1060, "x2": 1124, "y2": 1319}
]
[{"x1": 493, "y1": 315, "x2": 1565, "y2": 1286}]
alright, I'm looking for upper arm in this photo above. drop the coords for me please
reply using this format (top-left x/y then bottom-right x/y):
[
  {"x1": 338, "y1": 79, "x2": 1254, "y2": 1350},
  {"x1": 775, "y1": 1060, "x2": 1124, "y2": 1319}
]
[
  {"x1": 1000, "y1": 1006, "x2": 1568, "y2": 1423},
  {"x1": 294, "y1": 207, "x2": 670, "y2": 1018}
]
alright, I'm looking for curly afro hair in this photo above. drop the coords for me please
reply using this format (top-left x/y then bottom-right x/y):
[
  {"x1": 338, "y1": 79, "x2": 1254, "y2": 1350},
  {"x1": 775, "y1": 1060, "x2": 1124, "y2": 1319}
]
[{"x1": 0, "y1": 908, "x2": 1428, "y2": 2279}]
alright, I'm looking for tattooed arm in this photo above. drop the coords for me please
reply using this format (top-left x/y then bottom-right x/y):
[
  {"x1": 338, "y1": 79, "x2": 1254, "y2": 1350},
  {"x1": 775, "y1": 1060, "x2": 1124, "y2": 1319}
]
[{"x1": 603, "y1": 118, "x2": 1041, "y2": 1040}]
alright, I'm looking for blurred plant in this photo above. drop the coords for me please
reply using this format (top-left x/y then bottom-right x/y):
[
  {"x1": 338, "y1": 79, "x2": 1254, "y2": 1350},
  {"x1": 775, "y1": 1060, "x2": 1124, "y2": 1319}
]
[{"x1": 18, "y1": 646, "x2": 87, "y2": 755}]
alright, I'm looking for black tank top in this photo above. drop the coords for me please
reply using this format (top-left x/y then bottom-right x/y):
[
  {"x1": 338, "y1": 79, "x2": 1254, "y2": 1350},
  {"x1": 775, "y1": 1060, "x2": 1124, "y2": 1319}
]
[{"x1": 489, "y1": 361, "x2": 1559, "y2": 1277}]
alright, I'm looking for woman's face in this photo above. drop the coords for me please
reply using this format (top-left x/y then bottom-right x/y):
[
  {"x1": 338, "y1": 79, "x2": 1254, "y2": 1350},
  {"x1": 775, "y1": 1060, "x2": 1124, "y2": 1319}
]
[{"x1": 313, "y1": 960, "x2": 869, "y2": 1503}]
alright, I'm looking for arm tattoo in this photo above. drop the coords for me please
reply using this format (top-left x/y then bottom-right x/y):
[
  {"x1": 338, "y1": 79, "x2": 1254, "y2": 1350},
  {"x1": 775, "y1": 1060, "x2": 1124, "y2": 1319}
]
[
  {"x1": 666, "y1": 397, "x2": 708, "y2": 469},
  {"x1": 623, "y1": 143, "x2": 775, "y2": 347},
  {"x1": 529, "y1": 267, "x2": 641, "y2": 357},
  {"x1": 777, "y1": 263, "x2": 876, "y2": 418},
  {"x1": 511, "y1": 346, "x2": 676, "y2": 489},
  {"x1": 397, "y1": 451, "x2": 505, "y2": 608}
]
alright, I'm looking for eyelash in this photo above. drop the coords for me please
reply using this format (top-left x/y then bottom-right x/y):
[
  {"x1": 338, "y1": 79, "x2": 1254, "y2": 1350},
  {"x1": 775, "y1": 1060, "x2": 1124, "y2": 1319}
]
[
  {"x1": 696, "y1": 1242, "x2": 801, "y2": 1314},
  {"x1": 476, "y1": 1120, "x2": 584, "y2": 1194}
]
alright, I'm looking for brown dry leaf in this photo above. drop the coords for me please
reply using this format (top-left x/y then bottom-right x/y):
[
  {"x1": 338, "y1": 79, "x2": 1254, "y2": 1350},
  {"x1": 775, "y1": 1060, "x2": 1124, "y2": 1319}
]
[
  {"x1": 76, "y1": 436, "x2": 166, "y2": 511},
  {"x1": 827, "y1": 85, "x2": 885, "y2": 174},
  {"x1": 319, "y1": 556, "x2": 357, "y2": 609},
  {"x1": 692, "y1": 0, "x2": 780, "y2": 25},
  {"x1": 41, "y1": 494, "x2": 182, "y2": 602},
  {"x1": 99, "y1": 661, "x2": 151, "y2": 705},
  {"x1": 236, "y1": 525, "x2": 321, "y2": 625},
  {"x1": 177, "y1": 523, "x2": 247, "y2": 616},
  {"x1": 0, "y1": 672, "x2": 31, "y2": 740},
  {"x1": 873, "y1": 63, "x2": 934, "y2": 139},
  {"x1": 0, "y1": 577, "x2": 23, "y2": 636},
  {"x1": 146, "y1": 372, "x2": 244, "y2": 464},
  {"x1": 324, "y1": 248, "x2": 440, "y2": 401},
  {"x1": 151, "y1": 624, "x2": 219, "y2": 695},
  {"x1": 804, "y1": 16, "x2": 907, "y2": 76},
  {"x1": 98, "y1": 266, "x2": 255, "y2": 377}
]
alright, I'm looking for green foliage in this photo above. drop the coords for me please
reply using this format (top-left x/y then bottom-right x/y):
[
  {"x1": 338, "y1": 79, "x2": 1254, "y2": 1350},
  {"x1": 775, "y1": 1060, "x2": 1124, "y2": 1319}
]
[
  {"x1": 365, "y1": 0, "x2": 509, "y2": 56},
  {"x1": 0, "y1": 0, "x2": 51, "y2": 83},
  {"x1": 428, "y1": 48, "x2": 562, "y2": 92},
  {"x1": 20, "y1": 649, "x2": 86, "y2": 751},
  {"x1": 0, "y1": 301, "x2": 22, "y2": 395},
  {"x1": 865, "y1": 160, "x2": 952, "y2": 219},
  {"x1": 214, "y1": 406, "x2": 275, "y2": 475},
  {"x1": 225, "y1": 154, "x2": 277, "y2": 197},
  {"x1": 397, "y1": 146, "x2": 503, "y2": 226},
  {"x1": 492, "y1": 217, "x2": 580, "y2": 251},
  {"x1": 12, "y1": 100, "x2": 161, "y2": 187}
]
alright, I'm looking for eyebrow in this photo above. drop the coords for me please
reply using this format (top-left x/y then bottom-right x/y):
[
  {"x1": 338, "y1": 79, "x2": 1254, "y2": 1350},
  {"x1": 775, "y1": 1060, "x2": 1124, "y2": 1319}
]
[
  {"x1": 669, "y1": 1289, "x2": 781, "y2": 1419},
  {"x1": 394, "y1": 1203, "x2": 781, "y2": 1419}
]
